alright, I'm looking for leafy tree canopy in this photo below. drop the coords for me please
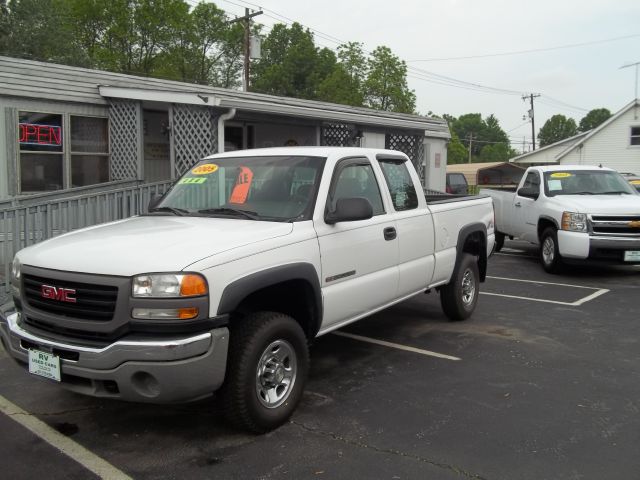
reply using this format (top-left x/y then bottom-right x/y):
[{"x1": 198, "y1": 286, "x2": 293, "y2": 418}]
[
  {"x1": 538, "y1": 114, "x2": 578, "y2": 147},
  {"x1": 445, "y1": 113, "x2": 513, "y2": 162},
  {"x1": 578, "y1": 108, "x2": 612, "y2": 133}
]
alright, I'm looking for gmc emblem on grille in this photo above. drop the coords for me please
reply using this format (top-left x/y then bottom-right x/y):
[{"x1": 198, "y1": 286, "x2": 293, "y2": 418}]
[{"x1": 41, "y1": 285, "x2": 77, "y2": 303}]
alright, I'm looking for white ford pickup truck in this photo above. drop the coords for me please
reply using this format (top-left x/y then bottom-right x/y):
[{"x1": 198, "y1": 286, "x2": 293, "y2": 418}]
[
  {"x1": 482, "y1": 165, "x2": 640, "y2": 273},
  {"x1": 1, "y1": 147, "x2": 494, "y2": 432}
]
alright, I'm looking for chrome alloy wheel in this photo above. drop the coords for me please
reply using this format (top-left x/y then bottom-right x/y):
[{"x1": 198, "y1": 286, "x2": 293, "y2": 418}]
[
  {"x1": 255, "y1": 339, "x2": 297, "y2": 409},
  {"x1": 461, "y1": 269, "x2": 476, "y2": 306},
  {"x1": 542, "y1": 236, "x2": 555, "y2": 265}
]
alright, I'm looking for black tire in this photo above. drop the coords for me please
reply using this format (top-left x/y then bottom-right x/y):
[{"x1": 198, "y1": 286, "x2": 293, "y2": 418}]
[
  {"x1": 220, "y1": 311, "x2": 309, "y2": 433},
  {"x1": 440, "y1": 253, "x2": 480, "y2": 321},
  {"x1": 540, "y1": 227, "x2": 563, "y2": 274},
  {"x1": 494, "y1": 232, "x2": 505, "y2": 253}
]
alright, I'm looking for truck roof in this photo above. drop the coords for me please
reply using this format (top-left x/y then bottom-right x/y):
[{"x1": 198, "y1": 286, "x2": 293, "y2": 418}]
[
  {"x1": 533, "y1": 164, "x2": 614, "y2": 173},
  {"x1": 205, "y1": 146, "x2": 410, "y2": 159}
]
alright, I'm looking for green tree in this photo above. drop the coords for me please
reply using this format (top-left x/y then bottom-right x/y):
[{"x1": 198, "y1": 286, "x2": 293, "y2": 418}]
[
  {"x1": 1, "y1": 0, "x2": 86, "y2": 65},
  {"x1": 479, "y1": 142, "x2": 517, "y2": 162},
  {"x1": 317, "y1": 42, "x2": 367, "y2": 106},
  {"x1": 251, "y1": 22, "x2": 336, "y2": 98},
  {"x1": 364, "y1": 46, "x2": 415, "y2": 113},
  {"x1": 538, "y1": 114, "x2": 578, "y2": 147},
  {"x1": 447, "y1": 132, "x2": 468, "y2": 165},
  {"x1": 578, "y1": 108, "x2": 611, "y2": 132}
]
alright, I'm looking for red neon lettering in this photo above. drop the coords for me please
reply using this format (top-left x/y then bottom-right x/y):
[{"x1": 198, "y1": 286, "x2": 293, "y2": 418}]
[{"x1": 18, "y1": 123, "x2": 62, "y2": 147}]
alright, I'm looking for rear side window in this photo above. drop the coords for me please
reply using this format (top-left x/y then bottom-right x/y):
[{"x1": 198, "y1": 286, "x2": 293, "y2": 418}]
[
  {"x1": 448, "y1": 174, "x2": 467, "y2": 186},
  {"x1": 379, "y1": 159, "x2": 418, "y2": 211}
]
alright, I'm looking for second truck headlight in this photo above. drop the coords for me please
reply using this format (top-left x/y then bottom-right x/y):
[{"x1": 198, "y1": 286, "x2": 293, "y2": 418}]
[
  {"x1": 132, "y1": 273, "x2": 208, "y2": 298},
  {"x1": 561, "y1": 212, "x2": 588, "y2": 232}
]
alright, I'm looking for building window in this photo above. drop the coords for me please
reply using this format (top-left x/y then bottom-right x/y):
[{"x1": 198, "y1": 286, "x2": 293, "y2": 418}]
[
  {"x1": 18, "y1": 112, "x2": 109, "y2": 193},
  {"x1": 18, "y1": 112, "x2": 64, "y2": 192},
  {"x1": 631, "y1": 126, "x2": 640, "y2": 146},
  {"x1": 71, "y1": 116, "x2": 109, "y2": 187}
]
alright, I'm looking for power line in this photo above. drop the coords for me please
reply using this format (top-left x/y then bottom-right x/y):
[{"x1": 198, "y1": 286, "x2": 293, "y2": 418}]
[{"x1": 407, "y1": 33, "x2": 640, "y2": 62}]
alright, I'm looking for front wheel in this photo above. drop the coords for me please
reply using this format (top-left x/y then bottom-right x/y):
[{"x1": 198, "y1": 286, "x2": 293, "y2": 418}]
[
  {"x1": 494, "y1": 232, "x2": 505, "y2": 253},
  {"x1": 440, "y1": 253, "x2": 480, "y2": 321},
  {"x1": 540, "y1": 227, "x2": 563, "y2": 274},
  {"x1": 220, "y1": 311, "x2": 309, "y2": 433}
]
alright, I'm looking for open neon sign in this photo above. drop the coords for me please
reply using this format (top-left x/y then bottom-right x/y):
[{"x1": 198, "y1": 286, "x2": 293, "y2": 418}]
[{"x1": 19, "y1": 123, "x2": 62, "y2": 147}]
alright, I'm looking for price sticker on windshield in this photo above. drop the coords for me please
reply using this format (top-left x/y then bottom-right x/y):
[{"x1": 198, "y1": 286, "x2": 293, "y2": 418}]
[
  {"x1": 179, "y1": 177, "x2": 207, "y2": 185},
  {"x1": 550, "y1": 172, "x2": 573, "y2": 178},
  {"x1": 191, "y1": 164, "x2": 218, "y2": 175},
  {"x1": 631, "y1": 180, "x2": 640, "y2": 185}
]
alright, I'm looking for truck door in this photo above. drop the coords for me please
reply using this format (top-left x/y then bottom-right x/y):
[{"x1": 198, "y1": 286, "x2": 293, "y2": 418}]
[
  {"x1": 378, "y1": 157, "x2": 435, "y2": 296},
  {"x1": 514, "y1": 170, "x2": 541, "y2": 242},
  {"x1": 315, "y1": 157, "x2": 399, "y2": 329}
]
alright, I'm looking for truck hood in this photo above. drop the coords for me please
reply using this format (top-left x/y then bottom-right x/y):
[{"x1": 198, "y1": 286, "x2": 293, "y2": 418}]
[
  {"x1": 551, "y1": 194, "x2": 640, "y2": 214},
  {"x1": 17, "y1": 216, "x2": 293, "y2": 276}
]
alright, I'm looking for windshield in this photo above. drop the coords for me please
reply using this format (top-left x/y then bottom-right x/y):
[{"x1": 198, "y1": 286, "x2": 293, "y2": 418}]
[
  {"x1": 155, "y1": 155, "x2": 326, "y2": 221},
  {"x1": 543, "y1": 170, "x2": 636, "y2": 197}
]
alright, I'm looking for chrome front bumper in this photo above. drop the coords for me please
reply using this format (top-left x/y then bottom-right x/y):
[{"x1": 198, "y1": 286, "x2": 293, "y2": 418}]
[{"x1": 0, "y1": 309, "x2": 229, "y2": 403}]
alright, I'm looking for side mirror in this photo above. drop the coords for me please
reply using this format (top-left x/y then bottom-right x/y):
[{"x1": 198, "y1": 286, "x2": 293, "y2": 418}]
[
  {"x1": 517, "y1": 187, "x2": 539, "y2": 199},
  {"x1": 148, "y1": 193, "x2": 164, "y2": 211},
  {"x1": 325, "y1": 197, "x2": 373, "y2": 225}
]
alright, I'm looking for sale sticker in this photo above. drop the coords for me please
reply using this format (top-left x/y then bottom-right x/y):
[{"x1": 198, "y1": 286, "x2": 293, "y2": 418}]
[
  {"x1": 630, "y1": 180, "x2": 640, "y2": 185},
  {"x1": 179, "y1": 177, "x2": 207, "y2": 185},
  {"x1": 550, "y1": 172, "x2": 573, "y2": 178},
  {"x1": 191, "y1": 164, "x2": 218, "y2": 175},
  {"x1": 229, "y1": 167, "x2": 254, "y2": 204}
]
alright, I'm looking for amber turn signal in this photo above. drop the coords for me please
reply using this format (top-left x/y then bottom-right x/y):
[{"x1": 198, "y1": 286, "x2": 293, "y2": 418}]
[{"x1": 180, "y1": 274, "x2": 208, "y2": 296}]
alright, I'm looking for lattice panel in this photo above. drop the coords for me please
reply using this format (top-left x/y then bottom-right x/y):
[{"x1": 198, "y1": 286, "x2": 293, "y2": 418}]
[
  {"x1": 109, "y1": 100, "x2": 140, "y2": 180},
  {"x1": 386, "y1": 133, "x2": 425, "y2": 178},
  {"x1": 321, "y1": 123, "x2": 356, "y2": 147},
  {"x1": 172, "y1": 105, "x2": 217, "y2": 177}
]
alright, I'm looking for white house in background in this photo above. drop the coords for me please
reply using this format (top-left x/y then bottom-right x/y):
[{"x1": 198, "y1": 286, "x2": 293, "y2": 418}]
[{"x1": 511, "y1": 99, "x2": 640, "y2": 173}]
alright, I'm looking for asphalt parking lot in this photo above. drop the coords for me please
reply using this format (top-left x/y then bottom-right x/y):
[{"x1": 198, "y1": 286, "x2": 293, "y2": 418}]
[{"x1": 1, "y1": 240, "x2": 640, "y2": 480}]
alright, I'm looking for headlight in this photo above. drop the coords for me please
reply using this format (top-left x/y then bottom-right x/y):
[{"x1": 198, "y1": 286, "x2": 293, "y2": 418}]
[
  {"x1": 561, "y1": 212, "x2": 587, "y2": 232},
  {"x1": 11, "y1": 256, "x2": 21, "y2": 282},
  {"x1": 132, "y1": 273, "x2": 208, "y2": 298}
]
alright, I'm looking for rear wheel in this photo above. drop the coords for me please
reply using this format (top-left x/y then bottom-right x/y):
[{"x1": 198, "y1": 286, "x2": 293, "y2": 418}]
[
  {"x1": 220, "y1": 311, "x2": 309, "y2": 433},
  {"x1": 440, "y1": 253, "x2": 479, "y2": 321},
  {"x1": 540, "y1": 227, "x2": 563, "y2": 274}
]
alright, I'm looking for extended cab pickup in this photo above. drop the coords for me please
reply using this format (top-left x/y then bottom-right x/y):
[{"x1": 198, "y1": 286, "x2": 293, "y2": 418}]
[
  {"x1": 482, "y1": 165, "x2": 640, "y2": 272},
  {"x1": 1, "y1": 147, "x2": 494, "y2": 432}
]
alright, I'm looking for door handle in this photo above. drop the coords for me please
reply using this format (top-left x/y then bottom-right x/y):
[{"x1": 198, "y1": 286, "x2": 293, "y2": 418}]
[
  {"x1": 515, "y1": 202, "x2": 522, "y2": 207},
  {"x1": 383, "y1": 227, "x2": 397, "y2": 241}
]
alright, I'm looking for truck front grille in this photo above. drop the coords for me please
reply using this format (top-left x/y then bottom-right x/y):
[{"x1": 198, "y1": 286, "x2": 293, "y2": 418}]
[
  {"x1": 23, "y1": 274, "x2": 118, "y2": 321},
  {"x1": 590, "y1": 215, "x2": 640, "y2": 237}
]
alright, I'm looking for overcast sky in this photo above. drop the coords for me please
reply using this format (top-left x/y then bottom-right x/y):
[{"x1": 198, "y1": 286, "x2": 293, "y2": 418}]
[{"x1": 218, "y1": 0, "x2": 640, "y2": 151}]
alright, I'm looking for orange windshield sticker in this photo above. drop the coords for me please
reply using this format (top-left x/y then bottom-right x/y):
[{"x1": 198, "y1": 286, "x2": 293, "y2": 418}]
[
  {"x1": 229, "y1": 167, "x2": 254, "y2": 204},
  {"x1": 191, "y1": 164, "x2": 218, "y2": 175}
]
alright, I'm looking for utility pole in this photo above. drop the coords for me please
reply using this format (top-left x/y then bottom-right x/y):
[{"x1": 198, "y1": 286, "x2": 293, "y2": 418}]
[
  {"x1": 523, "y1": 93, "x2": 541, "y2": 150},
  {"x1": 229, "y1": 8, "x2": 263, "y2": 92},
  {"x1": 620, "y1": 61, "x2": 640, "y2": 100},
  {"x1": 466, "y1": 133, "x2": 474, "y2": 163}
]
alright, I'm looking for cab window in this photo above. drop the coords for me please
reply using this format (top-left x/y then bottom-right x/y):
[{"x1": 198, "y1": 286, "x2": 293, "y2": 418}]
[
  {"x1": 378, "y1": 159, "x2": 418, "y2": 210},
  {"x1": 329, "y1": 161, "x2": 385, "y2": 216}
]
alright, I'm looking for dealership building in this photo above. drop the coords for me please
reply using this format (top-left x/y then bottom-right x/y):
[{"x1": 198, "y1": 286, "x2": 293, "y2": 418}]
[{"x1": 0, "y1": 55, "x2": 451, "y2": 202}]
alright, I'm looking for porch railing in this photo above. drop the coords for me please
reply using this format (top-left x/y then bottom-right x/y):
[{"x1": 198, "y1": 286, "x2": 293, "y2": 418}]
[{"x1": 1, "y1": 180, "x2": 173, "y2": 296}]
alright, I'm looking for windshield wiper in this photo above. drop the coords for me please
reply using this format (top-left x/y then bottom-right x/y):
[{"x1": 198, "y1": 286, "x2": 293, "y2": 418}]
[
  {"x1": 197, "y1": 207, "x2": 260, "y2": 220},
  {"x1": 570, "y1": 191, "x2": 595, "y2": 195},
  {"x1": 148, "y1": 206, "x2": 189, "y2": 216},
  {"x1": 601, "y1": 191, "x2": 631, "y2": 195}
]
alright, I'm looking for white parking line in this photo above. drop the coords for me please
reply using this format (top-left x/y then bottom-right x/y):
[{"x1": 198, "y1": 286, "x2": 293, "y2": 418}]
[
  {"x1": 483, "y1": 276, "x2": 609, "y2": 306},
  {"x1": 333, "y1": 331, "x2": 461, "y2": 361},
  {"x1": 0, "y1": 394, "x2": 132, "y2": 480}
]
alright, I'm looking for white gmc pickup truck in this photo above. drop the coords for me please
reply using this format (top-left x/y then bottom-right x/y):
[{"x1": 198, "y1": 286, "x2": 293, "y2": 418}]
[
  {"x1": 1, "y1": 147, "x2": 494, "y2": 432},
  {"x1": 482, "y1": 165, "x2": 640, "y2": 273}
]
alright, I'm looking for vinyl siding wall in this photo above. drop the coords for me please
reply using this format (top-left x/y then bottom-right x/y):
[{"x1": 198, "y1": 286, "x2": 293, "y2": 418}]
[{"x1": 560, "y1": 105, "x2": 640, "y2": 173}]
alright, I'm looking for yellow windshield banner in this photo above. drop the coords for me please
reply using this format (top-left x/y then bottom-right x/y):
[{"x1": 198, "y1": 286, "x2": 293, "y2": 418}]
[
  {"x1": 550, "y1": 172, "x2": 573, "y2": 178},
  {"x1": 191, "y1": 164, "x2": 219, "y2": 175}
]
